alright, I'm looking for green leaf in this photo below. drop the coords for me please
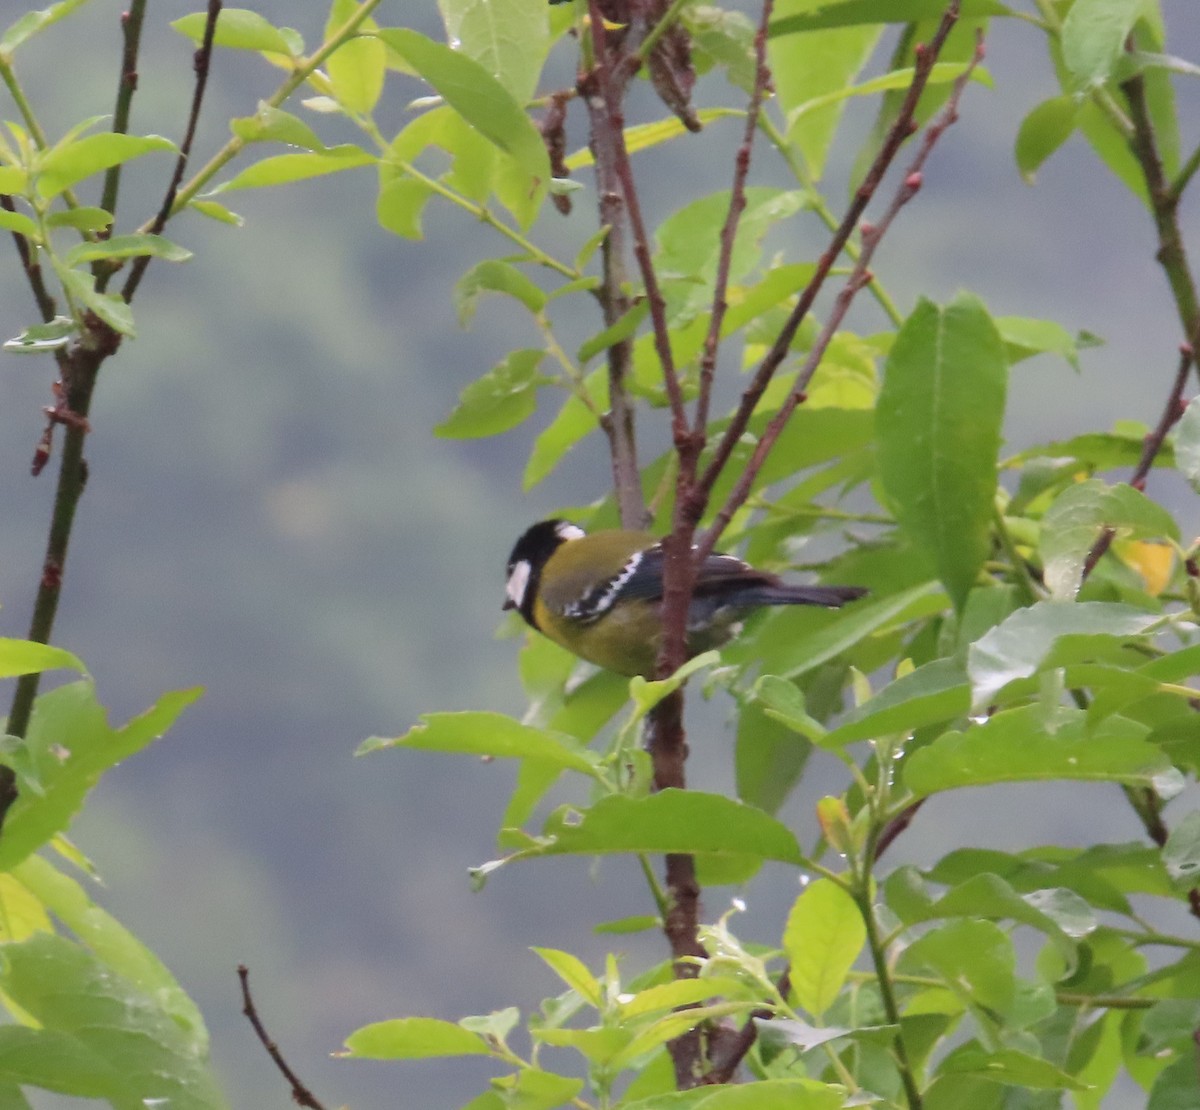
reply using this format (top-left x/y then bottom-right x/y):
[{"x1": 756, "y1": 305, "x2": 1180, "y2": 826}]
[
  {"x1": 759, "y1": 580, "x2": 948, "y2": 680},
  {"x1": 454, "y1": 260, "x2": 545, "y2": 327},
  {"x1": 0, "y1": 208, "x2": 37, "y2": 239},
  {"x1": 822, "y1": 657, "x2": 969, "y2": 746},
  {"x1": 437, "y1": 0, "x2": 552, "y2": 104},
  {"x1": 230, "y1": 104, "x2": 325, "y2": 150},
  {"x1": 0, "y1": 1026, "x2": 120, "y2": 1098},
  {"x1": 564, "y1": 108, "x2": 743, "y2": 171},
  {"x1": 997, "y1": 314, "x2": 1089, "y2": 370},
  {"x1": 577, "y1": 301, "x2": 650, "y2": 365},
  {"x1": 56, "y1": 266, "x2": 135, "y2": 336},
  {"x1": 14, "y1": 855, "x2": 207, "y2": 1047},
  {"x1": 915, "y1": 873, "x2": 1091, "y2": 967},
  {"x1": 378, "y1": 29, "x2": 549, "y2": 187},
  {"x1": 376, "y1": 174, "x2": 434, "y2": 240},
  {"x1": 0, "y1": 932, "x2": 228, "y2": 1109},
  {"x1": 656, "y1": 188, "x2": 805, "y2": 323},
  {"x1": 325, "y1": 0, "x2": 386, "y2": 114},
  {"x1": 904, "y1": 705, "x2": 1177, "y2": 798},
  {"x1": 361, "y1": 711, "x2": 601, "y2": 775},
  {"x1": 214, "y1": 144, "x2": 375, "y2": 192},
  {"x1": 1040, "y1": 479, "x2": 1179, "y2": 599},
  {"x1": 171, "y1": 8, "x2": 299, "y2": 55},
  {"x1": 539, "y1": 789, "x2": 804, "y2": 864},
  {"x1": 769, "y1": 11, "x2": 880, "y2": 180},
  {"x1": 340, "y1": 1017, "x2": 491, "y2": 1059},
  {"x1": 0, "y1": 638, "x2": 84, "y2": 677},
  {"x1": 785, "y1": 61, "x2": 991, "y2": 128},
  {"x1": 942, "y1": 1044, "x2": 1089, "y2": 1091},
  {"x1": 624, "y1": 1078, "x2": 850, "y2": 1109},
  {"x1": 493, "y1": 1067, "x2": 583, "y2": 1110},
  {"x1": 967, "y1": 600, "x2": 1164, "y2": 708},
  {"x1": 0, "y1": 682, "x2": 201, "y2": 870},
  {"x1": 3, "y1": 316, "x2": 76, "y2": 354},
  {"x1": 36, "y1": 133, "x2": 175, "y2": 197},
  {"x1": 904, "y1": 918, "x2": 1015, "y2": 1011},
  {"x1": 188, "y1": 199, "x2": 244, "y2": 226},
  {"x1": 770, "y1": 0, "x2": 1011, "y2": 35},
  {"x1": 784, "y1": 878, "x2": 865, "y2": 1018},
  {"x1": 0, "y1": 0, "x2": 91, "y2": 56},
  {"x1": 531, "y1": 947, "x2": 602, "y2": 1006},
  {"x1": 1014, "y1": 96, "x2": 1080, "y2": 183},
  {"x1": 45, "y1": 206, "x2": 112, "y2": 232},
  {"x1": 735, "y1": 689, "x2": 812, "y2": 815},
  {"x1": 64, "y1": 233, "x2": 192, "y2": 267},
  {"x1": 523, "y1": 371, "x2": 605, "y2": 489},
  {"x1": 1061, "y1": 0, "x2": 1143, "y2": 90},
  {"x1": 435, "y1": 349, "x2": 548, "y2": 439},
  {"x1": 1162, "y1": 810, "x2": 1200, "y2": 887},
  {"x1": 876, "y1": 294, "x2": 1008, "y2": 609},
  {"x1": 1176, "y1": 396, "x2": 1200, "y2": 493}
]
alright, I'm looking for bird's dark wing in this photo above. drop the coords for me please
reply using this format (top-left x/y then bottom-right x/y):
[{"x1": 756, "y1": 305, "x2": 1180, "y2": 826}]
[{"x1": 592, "y1": 546, "x2": 767, "y2": 604}]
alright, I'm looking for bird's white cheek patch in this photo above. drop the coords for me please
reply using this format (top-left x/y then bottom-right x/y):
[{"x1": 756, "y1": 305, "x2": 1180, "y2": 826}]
[{"x1": 506, "y1": 560, "x2": 531, "y2": 608}]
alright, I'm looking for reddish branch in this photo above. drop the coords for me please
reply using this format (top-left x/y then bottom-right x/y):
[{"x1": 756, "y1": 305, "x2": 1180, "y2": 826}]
[
  {"x1": 581, "y1": 6, "x2": 646, "y2": 529},
  {"x1": 693, "y1": 19, "x2": 961, "y2": 541},
  {"x1": 121, "y1": 0, "x2": 223, "y2": 303},
  {"x1": 1081, "y1": 343, "x2": 1194, "y2": 581},
  {"x1": 693, "y1": 0, "x2": 775, "y2": 444},
  {"x1": 578, "y1": 0, "x2": 972, "y2": 1085},
  {"x1": 238, "y1": 966, "x2": 328, "y2": 1110},
  {"x1": 701, "y1": 30, "x2": 979, "y2": 560}
]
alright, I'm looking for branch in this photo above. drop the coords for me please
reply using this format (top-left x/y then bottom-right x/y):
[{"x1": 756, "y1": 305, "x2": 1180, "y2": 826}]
[
  {"x1": 120, "y1": 0, "x2": 222, "y2": 303},
  {"x1": 1, "y1": 194, "x2": 57, "y2": 323},
  {"x1": 693, "y1": 0, "x2": 774, "y2": 441},
  {"x1": 1081, "y1": 342, "x2": 1193, "y2": 581},
  {"x1": 580, "y1": 16, "x2": 645, "y2": 529},
  {"x1": 98, "y1": 0, "x2": 148, "y2": 225},
  {"x1": 238, "y1": 965, "x2": 329, "y2": 1110},
  {"x1": 700, "y1": 22, "x2": 979, "y2": 561},
  {"x1": 586, "y1": 0, "x2": 687, "y2": 447},
  {"x1": 694, "y1": 2, "x2": 965, "y2": 537},
  {"x1": 1120, "y1": 63, "x2": 1200, "y2": 375}
]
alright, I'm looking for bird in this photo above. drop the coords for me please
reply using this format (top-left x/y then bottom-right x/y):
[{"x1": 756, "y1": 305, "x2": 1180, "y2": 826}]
[{"x1": 503, "y1": 519, "x2": 867, "y2": 677}]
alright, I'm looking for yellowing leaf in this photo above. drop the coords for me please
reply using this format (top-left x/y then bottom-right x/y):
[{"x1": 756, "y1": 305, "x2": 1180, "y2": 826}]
[{"x1": 1115, "y1": 539, "x2": 1174, "y2": 596}]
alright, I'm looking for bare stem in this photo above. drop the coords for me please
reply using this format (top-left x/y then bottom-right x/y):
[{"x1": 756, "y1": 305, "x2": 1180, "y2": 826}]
[
  {"x1": 121, "y1": 0, "x2": 222, "y2": 303},
  {"x1": 693, "y1": 0, "x2": 774, "y2": 441},
  {"x1": 98, "y1": 0, "x2": 148, "y2": 225},
  {"x1": 238, "y1": 965, "x2": 328, "y2": 1110},
  {"x1": 695, "y1": 3, "x2": 965, "y2": 544},
  {"x1": 700, "y1": 22, "x2": 978, "y2": 561}
]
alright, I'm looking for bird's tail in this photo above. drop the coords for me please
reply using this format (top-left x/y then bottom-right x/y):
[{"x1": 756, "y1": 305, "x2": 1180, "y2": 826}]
[{"x1": 741, "y1": 584, "x2": 868, "y2": 608}]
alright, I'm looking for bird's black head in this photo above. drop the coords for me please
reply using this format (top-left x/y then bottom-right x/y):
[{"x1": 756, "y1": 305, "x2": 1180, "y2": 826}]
[{"x1": 503, "y1": 519, "x2": 586, "y2": 625}]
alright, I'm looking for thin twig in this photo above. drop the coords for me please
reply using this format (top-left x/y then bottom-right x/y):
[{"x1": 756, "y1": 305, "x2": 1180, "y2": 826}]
[
  {"x1": 700, "y1": 22, "x2": 979, "y2": 562},
  {"x1": 0, "y1": 194, "x2": 57, "y2": 322},
  {"x1": 586, "y1": 0, "x2": 687, "y2": 445},
  {"x1": 1081, "y1": 343, "x2": 1194, "y2": 581},
  {"x1": 693, "y1": 0, "x2": 774, "y2": 441},
  {"x1": 98, "y1": 0, "x2": 148, "y2": 227},
  {"x1": 694, "y1": 3, "x2": 964, "y2": 535},
  {"x1": 238, "y1": 965, "x2": 329, "y2": 1110},
  {"x1": 1120, "y1": 66, "x2": 1200, "y2": 377},
  {"x1": 121, "y1": 0, "x2": 222, "y2": 303}
]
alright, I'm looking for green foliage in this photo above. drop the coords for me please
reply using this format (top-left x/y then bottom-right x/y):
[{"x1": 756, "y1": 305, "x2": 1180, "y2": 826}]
[{"x1": 0, "y1": 0, "x2": 1197, "y2": 1107}]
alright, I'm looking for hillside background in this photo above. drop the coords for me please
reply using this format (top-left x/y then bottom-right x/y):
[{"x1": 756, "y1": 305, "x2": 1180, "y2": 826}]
[{"x1": 1, "y1": 3, "x2": 1197, "y2": 1107}]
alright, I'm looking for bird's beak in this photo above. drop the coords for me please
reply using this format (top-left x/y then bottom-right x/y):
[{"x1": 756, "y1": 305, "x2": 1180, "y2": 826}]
[{"x1": 502, "y1": 598, "x2": 515, "y2": 611}]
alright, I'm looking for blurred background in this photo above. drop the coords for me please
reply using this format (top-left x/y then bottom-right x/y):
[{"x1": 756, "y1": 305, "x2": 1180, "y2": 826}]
[{"x1": 1, "y1": 3, "x2": 1197, "y2": 1107}]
